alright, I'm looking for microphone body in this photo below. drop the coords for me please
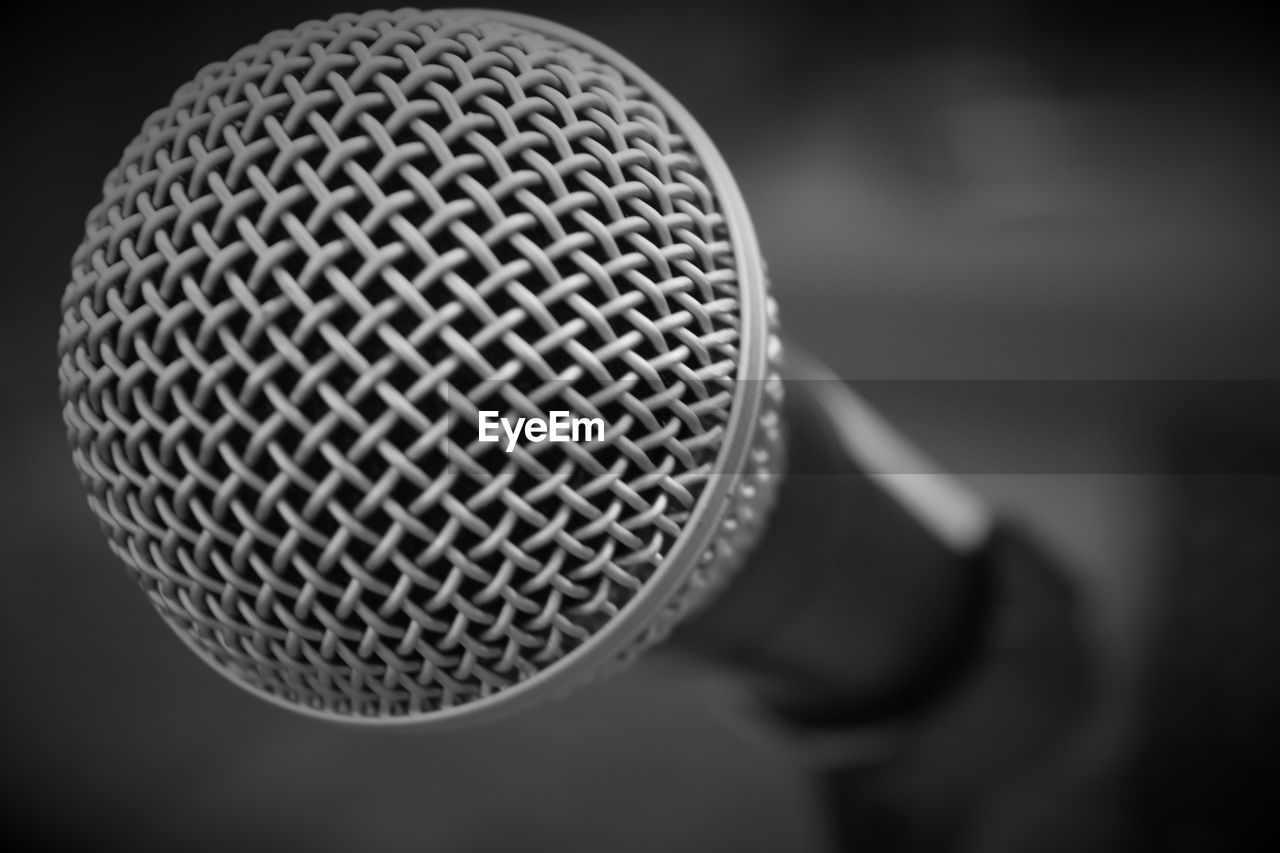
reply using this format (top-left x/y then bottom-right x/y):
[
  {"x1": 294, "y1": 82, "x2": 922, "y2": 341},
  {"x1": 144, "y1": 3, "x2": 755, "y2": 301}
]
[{"x1": 676, "y1": 362, "x2": 992, "y2": 723}]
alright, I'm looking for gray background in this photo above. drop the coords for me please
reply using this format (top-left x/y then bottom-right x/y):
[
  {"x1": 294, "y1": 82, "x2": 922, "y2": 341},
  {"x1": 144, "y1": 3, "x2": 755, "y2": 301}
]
[{"x1": 3, "y1": 1, "x2": 1277, "y2": 849}]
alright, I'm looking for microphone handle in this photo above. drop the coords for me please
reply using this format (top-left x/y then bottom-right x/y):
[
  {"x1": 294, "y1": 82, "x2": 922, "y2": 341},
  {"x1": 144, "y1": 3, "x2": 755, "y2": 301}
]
[{"x1": 674, "y1": 350, "x2": 1091, "y2": 732}]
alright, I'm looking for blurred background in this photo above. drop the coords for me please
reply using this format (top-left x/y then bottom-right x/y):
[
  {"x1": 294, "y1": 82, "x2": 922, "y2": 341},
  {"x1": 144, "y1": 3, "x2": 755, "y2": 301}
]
[{"x1": 3, "y1": 0, "x2": 1277, "y2": 850}]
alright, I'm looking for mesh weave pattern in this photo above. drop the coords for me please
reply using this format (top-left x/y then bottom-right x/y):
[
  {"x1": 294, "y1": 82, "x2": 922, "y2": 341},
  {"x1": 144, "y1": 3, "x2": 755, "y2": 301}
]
[{"x1": 58, "y1": 9, "x2": 768, "y2": 720}]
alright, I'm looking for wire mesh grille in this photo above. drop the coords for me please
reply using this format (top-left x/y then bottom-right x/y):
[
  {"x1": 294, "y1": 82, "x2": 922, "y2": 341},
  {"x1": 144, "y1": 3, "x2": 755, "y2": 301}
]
[{"x1": 58, "y1": 9, "x2": 771, "y2": 720}]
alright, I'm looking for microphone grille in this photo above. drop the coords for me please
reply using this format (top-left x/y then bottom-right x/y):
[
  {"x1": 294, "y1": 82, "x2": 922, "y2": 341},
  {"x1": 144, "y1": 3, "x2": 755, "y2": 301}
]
[{"x1": 58, "y1": 8, "x2": 779, "y2": 726}]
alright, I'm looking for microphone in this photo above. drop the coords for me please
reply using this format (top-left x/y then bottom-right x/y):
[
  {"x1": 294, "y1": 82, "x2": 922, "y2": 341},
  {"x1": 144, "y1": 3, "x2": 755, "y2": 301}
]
[{"x1": 57, "y1": 8, "x2": 994, "y2": 730}]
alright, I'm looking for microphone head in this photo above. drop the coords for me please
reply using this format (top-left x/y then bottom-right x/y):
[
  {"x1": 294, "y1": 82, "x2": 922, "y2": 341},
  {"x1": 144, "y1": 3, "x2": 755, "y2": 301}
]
[{"x1": 58, "y1": 8, "x2": 780, "y2": 727}]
